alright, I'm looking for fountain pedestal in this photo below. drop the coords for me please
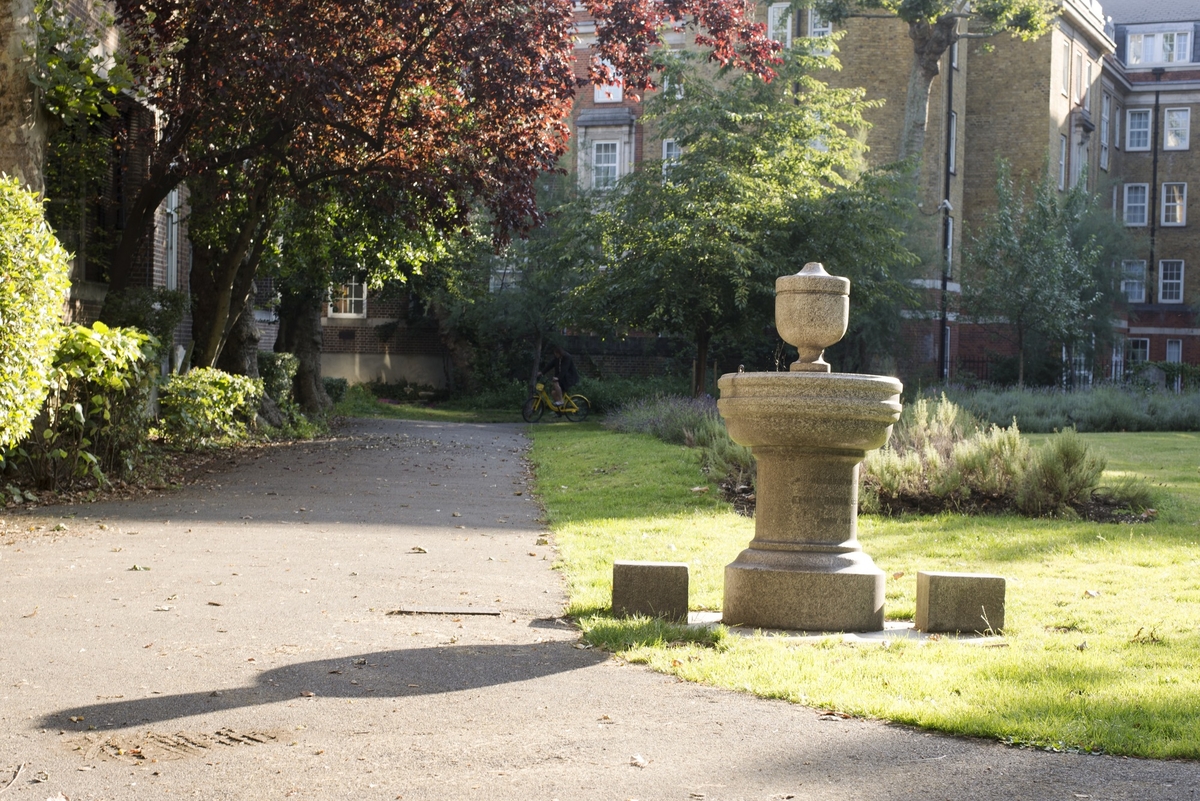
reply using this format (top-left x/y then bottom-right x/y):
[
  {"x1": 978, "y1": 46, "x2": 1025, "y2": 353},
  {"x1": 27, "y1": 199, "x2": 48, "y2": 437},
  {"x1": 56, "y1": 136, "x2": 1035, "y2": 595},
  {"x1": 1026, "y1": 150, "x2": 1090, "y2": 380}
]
[{"x1": 718, "y1": 264, "x2": 902, "y2": 632}]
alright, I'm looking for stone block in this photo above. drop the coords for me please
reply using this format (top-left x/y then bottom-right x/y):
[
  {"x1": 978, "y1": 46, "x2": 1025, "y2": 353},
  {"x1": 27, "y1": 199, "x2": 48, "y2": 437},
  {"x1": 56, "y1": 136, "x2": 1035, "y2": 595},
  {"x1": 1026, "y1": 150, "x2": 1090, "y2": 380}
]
[
  {"x1": 915, "y1": 571, "x2": 1005, "y2": 634},
  {"x1": 612, "y1": 561, "x2": 689, "y2": 622}
]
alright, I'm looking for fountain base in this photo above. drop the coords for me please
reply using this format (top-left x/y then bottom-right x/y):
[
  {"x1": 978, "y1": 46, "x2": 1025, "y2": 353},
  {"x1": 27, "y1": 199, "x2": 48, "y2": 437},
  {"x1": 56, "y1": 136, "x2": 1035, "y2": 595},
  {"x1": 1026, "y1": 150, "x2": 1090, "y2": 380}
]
[{"x1": 723, "y1": 548, "x2": 885, "y2": 631}]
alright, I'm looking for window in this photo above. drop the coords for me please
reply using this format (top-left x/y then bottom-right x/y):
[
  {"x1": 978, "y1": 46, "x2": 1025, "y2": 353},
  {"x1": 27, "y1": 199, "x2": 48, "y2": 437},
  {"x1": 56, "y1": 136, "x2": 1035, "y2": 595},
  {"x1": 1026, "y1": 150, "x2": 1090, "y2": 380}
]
[
  {"x1": 593, "y1": 60, "x2": 622, "y2": 103},
  {"x1": 1058, "y1": 135, "x2": 1068, "y2": 190},
  {"x1": 1127, "y1": 109, "x2": 1150, "y2": 150},
  {"x1": 807, "y1": 10, "x2": 832, "y2": 55},
  {"x1": 1129, "y1": 33, "x2": 1146, "y2": 65},
  {"x1": 164, "y1": 188, "x2": 179, "y2": 291},
  {"x1": 944, "y1": 217, "x2": 954, "y2": 273},
  {"x1": 768, "y1": 3, "x2": 792, "y2": 48},
  {"x1": 1160, "y1": 260, "x2": 1184, "y2": 303},
  {"x1": 1100, "y1": 94, "x2": 1111, "y2": 170},
  {"x1": 592, "y1": 141, "x2": 618, "y2": 189},
  {"x1": 1124, "y1": 184, "x2": 1148, "y2": 225},
  {"x1": 1167, "y1": 339, "x2": 1183, "y2": 363},
  {"x1": 1073, "y1": 50, "x2": 1083, "y2": 103},
  {"x1": 661, "y1": 138, "x2": 681, "y2": 178},
  {"x1": 1162, "y1": 31, "x2": 1190, "y2": 63},
  {"x1": 1062, "y1": 40, "x2": 1070, "y2": 95},
  {"x1": 948, "y1": 111, "x2": 957, "y2": 174},
  {"x1": 1083, "y1": 61, "x2": 1092, "y2": 108},
  {"x1": 1162, "y1": 183, "x2": 1187, "y2": 226},
  {"x1": 1165, "y1": 108, "x2": 1190, "y2": 150},
  {"x1": 1127, "y1": 32, "x2": 1192, "y2": 65},
  {"x1": 1126, "y1": 338, "x2": 1150, "y2": 366},
  {"x1": 1115, "y1": 104, "x2": 1122, "y2": 149},
  {"x1": 1121, "y1": 260, "x2": 1147, "y2": 303},
  {"x1": 329, "y1": 278, "x2": 366, "y2": 318},
  {"x1": 1111, "y1": 336, "x2": 1125, "y2": 379}
]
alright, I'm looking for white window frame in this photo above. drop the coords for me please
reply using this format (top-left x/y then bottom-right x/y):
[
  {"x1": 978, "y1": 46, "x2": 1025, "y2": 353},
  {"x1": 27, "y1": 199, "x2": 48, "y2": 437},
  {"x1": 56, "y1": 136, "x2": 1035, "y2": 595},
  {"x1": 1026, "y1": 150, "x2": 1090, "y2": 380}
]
[
  {"x1": 768, "y1": 3, "x2": 793, "y2": 49},
  {"x1": 1128, "y1": 33, "x2": 1149, "y2": 65},
  {"x1": 948, "y1": 111, "x2": 957, "y2": 174},
  {"x1": 1166, "y1": 339, "x2": 1183, "y2": 363},
  {"x1": 1159, "y1": 260, "x2": 1184, "y2": 303},
  {"x1": 1162, "y1": 183, "x2": 1187, "y2": 226},
  {"x1": 1162, "y1": 31, "x2": 1190, "y2": 64},
  {"x1": 1061, "y1": 40, "x2": 1070, "y2": 96},
  {"x1": 1126, "y1": 337, "x2": 1150, "y2": 366},
  {"x1": 807, "y1": 9, "x2": 832, "y2": 55},
  {"x1": 661, "y1": 138, "x2": 681, "y2": 178},
  {"x1": 944, "y1": 216, "x2": 954, "y2": 274},
  {"x1": 1124, "y1": 184, "x2": 1149, "y2": 226},
  {"x1": 592, "y1": 140, "x2": 619, "y2": 190},
  {"x1": 1100, "y1": 93, "x2": 1111, "y2": 170},
  {"x1": 1115, "y1": 104, "x2": 1122, "y2": 149},
  {"x1": 328, "y1": 278, "x2": 367, "y2": 318},
  {"x1": 164, "y1": 188, "x2": 179, "y2": 291},
  {"x1": 951, "y1": 40, "x2": 959, "y2": 69},
  {"x1": 1121, "y1": 260, "x2": 1147, "y2": 303},
  {"x1": 1127, "y1": 109, "x2": 1151, "y2": 151},
  {"x1": 1080, "y1": 48, "x2": 1089, "y2": 103},
  {"x1": 1165, "y1": 108, "x2": 1190, "y2": 150},
  {"x1": 1058, "y1": 135, "x2": 1068, "y2": 191},
  {"x1": 593, "y1": 60, "x2": 623, "y2": 104}
]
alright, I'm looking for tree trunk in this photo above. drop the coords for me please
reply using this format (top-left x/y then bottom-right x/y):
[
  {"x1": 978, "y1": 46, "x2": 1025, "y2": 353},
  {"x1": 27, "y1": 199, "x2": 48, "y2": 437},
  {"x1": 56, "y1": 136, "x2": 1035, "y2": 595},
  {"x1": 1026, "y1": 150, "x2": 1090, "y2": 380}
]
[
  {"x1": 898, "y1": 16, "x2": 959, "y2": 168},
  {"x1": 528, "y1": 330, "x2": 543, "y2": 391},
  {"x1": 693, "y1": 328, "x2": 711, "y2": 397},
  {"x1": 277, "y1": 284, "x2": 332, "y2": 414},
  {"x1": 217, "y1": 287, "x2": 286, "y2": 427},
  {"x1": 188, "y1": 177, "x2": 276, "y2": 368}
]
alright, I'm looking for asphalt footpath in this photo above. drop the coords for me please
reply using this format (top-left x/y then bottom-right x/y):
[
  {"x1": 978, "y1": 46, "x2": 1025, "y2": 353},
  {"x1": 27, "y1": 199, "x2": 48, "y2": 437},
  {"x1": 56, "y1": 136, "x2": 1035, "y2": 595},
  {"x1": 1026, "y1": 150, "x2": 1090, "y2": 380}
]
[{"x1": 1, "y1": 417, "x2": 1197, "y2": 800}]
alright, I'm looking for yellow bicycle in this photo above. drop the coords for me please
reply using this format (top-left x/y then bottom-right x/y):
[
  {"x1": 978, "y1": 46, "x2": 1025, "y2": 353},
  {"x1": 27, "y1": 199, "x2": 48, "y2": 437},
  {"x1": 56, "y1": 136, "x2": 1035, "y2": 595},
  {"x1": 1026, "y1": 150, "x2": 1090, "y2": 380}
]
[{"x1": 521, "y1": 381, "x2": 590, "y2": 423}]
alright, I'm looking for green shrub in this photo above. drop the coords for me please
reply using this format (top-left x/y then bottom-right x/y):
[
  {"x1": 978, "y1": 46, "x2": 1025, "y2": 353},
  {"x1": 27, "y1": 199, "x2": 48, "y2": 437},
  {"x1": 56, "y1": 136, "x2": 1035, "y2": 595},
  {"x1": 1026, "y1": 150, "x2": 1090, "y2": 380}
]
[
  {"x1": 945, "y1": 386, "x2": 1200, "y2": 433},
  {"x1": 323, "y1": 376, "x2": 349, "y2": 404},
  {"x1": 1015, "y1": 428, "x2": 1106, "y2": 517},
  {"x1": 16, "y1": 322, "x2": 157, "y2": 489},
  {"x1": 160, "y1": 368, "x2": 263, "y2": 449},
  {"x1": 99, "y1": 287, "x2": 189, "y2": 354},
  {"x1": 259, "y1": 353, "x2": 299, "y2": 403},
  {"x1": 0, "y1": 175, "x2": 72, "y2": 450}
]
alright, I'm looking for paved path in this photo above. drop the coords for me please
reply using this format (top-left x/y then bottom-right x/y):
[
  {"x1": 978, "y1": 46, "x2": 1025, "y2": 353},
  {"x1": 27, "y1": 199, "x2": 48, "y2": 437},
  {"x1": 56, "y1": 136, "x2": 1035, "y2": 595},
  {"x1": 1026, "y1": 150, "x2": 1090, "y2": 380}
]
[{"x1": 1, "y1": 418, "x2": 1197, "y2": 800}]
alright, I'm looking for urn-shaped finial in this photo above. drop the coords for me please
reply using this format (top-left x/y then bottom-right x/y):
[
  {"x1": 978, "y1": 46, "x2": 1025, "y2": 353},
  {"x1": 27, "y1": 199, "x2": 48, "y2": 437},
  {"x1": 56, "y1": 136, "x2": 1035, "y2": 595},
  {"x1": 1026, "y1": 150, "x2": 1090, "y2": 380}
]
[{"x1": 775, "y1": 263, "x2": 850, "y2": 373}]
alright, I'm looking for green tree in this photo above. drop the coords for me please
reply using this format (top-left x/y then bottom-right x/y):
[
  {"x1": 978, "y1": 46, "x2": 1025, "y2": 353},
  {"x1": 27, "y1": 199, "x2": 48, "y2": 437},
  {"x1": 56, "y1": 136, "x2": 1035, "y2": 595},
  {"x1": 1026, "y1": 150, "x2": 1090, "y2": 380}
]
[
  {"x1": 433, "y1": 178, "x2": 603, "y2": 393},
  {"x1": 587, "y1": 50, "x2": 919, "y2": 394},
  {"x1": 813, "y1": 0, "x2": 1057, "y2": 170},
  {"x1": 963, "y1": 163, "x2": 1126, "y2": 387},
  {"x1": 0, "y1": 177, "x2": 72, "y2": 450}
]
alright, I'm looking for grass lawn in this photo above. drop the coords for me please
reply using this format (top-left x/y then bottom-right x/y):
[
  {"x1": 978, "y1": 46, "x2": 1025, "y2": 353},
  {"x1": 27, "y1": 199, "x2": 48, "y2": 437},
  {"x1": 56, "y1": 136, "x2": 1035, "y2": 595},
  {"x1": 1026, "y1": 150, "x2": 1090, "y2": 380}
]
[
  {"x1": 333, "y1": 386, "x2": 518, "y2": 423},
  {"x1": 528, "y1": 424, "x2": 1200, "y2": 759}
]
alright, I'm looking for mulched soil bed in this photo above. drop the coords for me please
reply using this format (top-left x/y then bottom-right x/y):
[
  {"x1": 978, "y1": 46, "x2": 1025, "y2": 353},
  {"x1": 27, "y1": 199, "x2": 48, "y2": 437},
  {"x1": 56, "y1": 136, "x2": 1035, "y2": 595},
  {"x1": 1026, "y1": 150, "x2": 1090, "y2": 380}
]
[{"x1": 719, "y1": 476, "x2": 1156, "y2": 524}]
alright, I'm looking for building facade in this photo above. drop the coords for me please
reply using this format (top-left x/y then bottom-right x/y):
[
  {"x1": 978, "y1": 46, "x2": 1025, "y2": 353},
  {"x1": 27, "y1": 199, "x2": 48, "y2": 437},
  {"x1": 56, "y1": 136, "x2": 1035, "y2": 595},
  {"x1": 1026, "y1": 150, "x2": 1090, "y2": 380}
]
[{"x1": 567, "y1": 0, "x2": 1200, "y2": 384}]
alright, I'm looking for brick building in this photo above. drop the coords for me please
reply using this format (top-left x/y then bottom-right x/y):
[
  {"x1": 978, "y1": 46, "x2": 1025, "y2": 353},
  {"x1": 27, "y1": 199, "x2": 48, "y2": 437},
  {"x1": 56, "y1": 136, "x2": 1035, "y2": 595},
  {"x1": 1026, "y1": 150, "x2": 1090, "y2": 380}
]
[{"x1": 567, "y1": 0, "x2": 1200, "y2": 384}]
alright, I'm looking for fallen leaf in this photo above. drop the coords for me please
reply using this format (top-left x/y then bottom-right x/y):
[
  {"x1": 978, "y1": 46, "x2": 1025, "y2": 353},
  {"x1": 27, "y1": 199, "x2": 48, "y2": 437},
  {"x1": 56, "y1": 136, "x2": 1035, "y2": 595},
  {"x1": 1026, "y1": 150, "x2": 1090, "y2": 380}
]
[
  {"x1": 300, "y1": 691, "x2": 315, "y2": 697},
  {"x1": 153, "y1": 606, "x2": 171, "y2": 612},
  {"x1": 128, "y1": 565, "x2": 151, "y2": 571},
  {"x1": 207, "y1": 601, "x2": 222, "y2": 606},
  {"x1": 535, "y1": 537, "x2": 549, "y2": 546},
  {"x1": 22, "y1": 606, "x2": 38, "y2": 618},
  {"x1": 69, "y1": 716, "x2": 84, "y2": 722},
  {"x1": 451, "y1": 512, "x2": 461, "y2": 517},
  {"x1": 1076, "y1": 640, "x2": 1089, "y2": 651},
  {"x1": 1084, "y1": 590, "x2": 1100, "y2": 598},
  {"x1": 892, "y1": 572, "x2": 905, "y2": 580},
  {"x1": 410, "y1": 546, "x2": 427, "y2": 554},
  {"x1": 690, "y1": 486, "x2": 709, "y2": 493},
  {"x1": 630, "y1": 753, "x2": 648, "y2": 768}
]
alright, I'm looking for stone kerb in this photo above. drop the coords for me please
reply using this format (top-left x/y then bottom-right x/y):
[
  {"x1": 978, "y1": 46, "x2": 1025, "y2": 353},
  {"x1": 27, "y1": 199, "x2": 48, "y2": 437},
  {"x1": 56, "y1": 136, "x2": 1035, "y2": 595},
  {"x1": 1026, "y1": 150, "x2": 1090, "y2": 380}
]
[
  {"x1": 612, "y1": 561, "x2": 689, "y2": 622},
  {"x1": 915, "y1": 571, "x2": 1006, "y2": 634}
]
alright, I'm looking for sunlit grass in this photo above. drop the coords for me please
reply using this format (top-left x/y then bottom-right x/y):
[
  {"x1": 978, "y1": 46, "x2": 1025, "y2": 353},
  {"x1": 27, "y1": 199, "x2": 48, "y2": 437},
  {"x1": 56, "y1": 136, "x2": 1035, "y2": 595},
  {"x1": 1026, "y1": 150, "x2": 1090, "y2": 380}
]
[
  {"x1": 529, "y1": 426, "x2": 1200, "y2": 758},
  {"x1": 333, "y1": 384, "x2": 517, "y2": 423}
]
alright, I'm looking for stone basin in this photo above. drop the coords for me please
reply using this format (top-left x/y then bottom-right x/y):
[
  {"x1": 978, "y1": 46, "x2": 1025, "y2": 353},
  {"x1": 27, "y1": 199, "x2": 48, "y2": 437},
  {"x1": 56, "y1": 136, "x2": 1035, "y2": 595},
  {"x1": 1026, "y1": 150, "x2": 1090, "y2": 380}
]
[{"x1": 717, "y1": 372, "x2": 902, "y2": 453}]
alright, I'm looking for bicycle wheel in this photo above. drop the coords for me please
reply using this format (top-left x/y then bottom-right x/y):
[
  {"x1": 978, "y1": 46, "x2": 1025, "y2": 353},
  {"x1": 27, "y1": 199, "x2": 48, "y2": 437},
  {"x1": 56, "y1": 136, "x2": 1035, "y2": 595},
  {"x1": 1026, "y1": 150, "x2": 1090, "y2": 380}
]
[
  {"x1": 565, "y1": 395, "x2": 590, "y2": 422},
  {"x1": 521, "y1": 396, "x2": 544, "y2": 423}
]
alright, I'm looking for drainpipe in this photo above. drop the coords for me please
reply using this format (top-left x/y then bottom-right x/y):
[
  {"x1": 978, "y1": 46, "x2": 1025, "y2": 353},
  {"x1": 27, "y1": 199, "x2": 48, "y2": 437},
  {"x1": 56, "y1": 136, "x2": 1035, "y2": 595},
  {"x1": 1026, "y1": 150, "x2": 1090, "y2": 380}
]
[
  {"x1": 1148, "y1": 68, "x2": 1164, "y2": 293},
  {"x1": 938, "y1": 39, "x2": 956, "y2": 382}
]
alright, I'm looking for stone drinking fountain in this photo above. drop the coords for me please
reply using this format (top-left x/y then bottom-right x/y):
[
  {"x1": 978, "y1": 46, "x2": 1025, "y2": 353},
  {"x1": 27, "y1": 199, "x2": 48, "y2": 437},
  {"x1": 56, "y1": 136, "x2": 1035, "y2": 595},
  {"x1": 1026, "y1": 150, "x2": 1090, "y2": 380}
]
[{"x1": 717, "y1": 263, "x2": 903, "y2": 631}]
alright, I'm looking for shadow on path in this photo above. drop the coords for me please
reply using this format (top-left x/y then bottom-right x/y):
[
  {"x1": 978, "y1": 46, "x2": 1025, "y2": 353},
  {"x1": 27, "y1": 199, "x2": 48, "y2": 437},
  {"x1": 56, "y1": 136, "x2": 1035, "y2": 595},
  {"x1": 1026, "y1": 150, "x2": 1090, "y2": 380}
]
[{"x1": 40, "y1": 642, "x2": 604, "y2": 731}]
